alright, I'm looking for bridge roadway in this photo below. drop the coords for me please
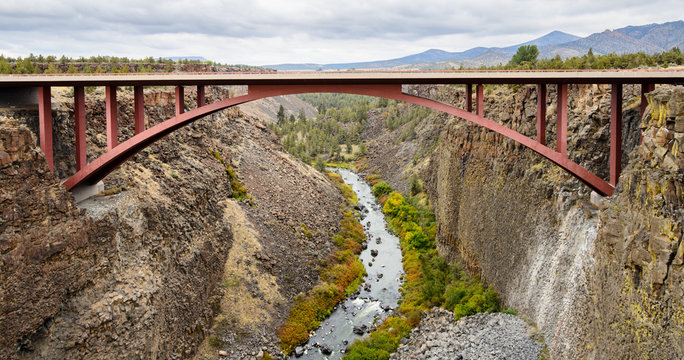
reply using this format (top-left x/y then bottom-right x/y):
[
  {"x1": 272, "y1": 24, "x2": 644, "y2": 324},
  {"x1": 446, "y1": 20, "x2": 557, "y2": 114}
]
[
  {"x1": 1, "y1": 69, "x2": 683, "y2": 197},
  {"x1": 1, "y1": 69, "x2": 683, "y2": 87}
]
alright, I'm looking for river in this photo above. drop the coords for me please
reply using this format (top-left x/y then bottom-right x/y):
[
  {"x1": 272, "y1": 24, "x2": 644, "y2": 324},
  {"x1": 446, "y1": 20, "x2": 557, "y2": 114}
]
[{"x1": 292, "y1": 168, "x2": 404, "y2": 359}]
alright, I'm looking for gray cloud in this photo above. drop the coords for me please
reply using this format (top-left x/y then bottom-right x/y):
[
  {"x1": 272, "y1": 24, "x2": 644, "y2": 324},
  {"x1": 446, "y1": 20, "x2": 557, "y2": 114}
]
[{"x1": 0, "y1": 0, "x2": 681, "y2": 64}]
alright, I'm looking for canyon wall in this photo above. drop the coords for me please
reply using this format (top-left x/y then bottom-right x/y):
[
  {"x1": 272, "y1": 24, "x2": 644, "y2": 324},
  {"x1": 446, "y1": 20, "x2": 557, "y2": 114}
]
[
  {"x1": 365, "y1": 84, "x2": 682, "y2": 359},
  {"x1": 1, "y1": 86, "x2": 342, "y2": 360}
]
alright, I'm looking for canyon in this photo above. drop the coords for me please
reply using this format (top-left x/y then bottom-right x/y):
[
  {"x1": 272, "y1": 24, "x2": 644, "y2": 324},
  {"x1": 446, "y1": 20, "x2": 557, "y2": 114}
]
[{"x1": 1, "y1": 80, "x2": 682, "y2": 360}]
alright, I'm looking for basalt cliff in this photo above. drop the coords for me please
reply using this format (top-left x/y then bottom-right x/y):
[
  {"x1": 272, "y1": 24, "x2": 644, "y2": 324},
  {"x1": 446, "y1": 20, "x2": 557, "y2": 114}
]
[
  {"x1": 1, "y1": 86, "x2": 341, "y2": 360},
  {"x1": 363, "y1": 84, "x2": 683, "y2": 359}
]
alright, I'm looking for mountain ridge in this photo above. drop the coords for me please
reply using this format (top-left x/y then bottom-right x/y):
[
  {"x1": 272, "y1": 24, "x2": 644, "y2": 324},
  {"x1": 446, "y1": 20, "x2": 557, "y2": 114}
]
[{"x1": 265, "y1": 21, "x2": 683, "y2": 70}]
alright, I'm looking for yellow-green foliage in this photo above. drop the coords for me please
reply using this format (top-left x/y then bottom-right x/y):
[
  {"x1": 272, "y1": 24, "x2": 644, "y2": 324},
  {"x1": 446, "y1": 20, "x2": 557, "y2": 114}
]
[
  {"x1": 210, "y1": 150, "x2": 252, "y2": 203},
  {"x1": 344, "y1": 316, "x2": 413, "y2": 360},
  {"x1": 344, "y1": 183, "x2": 503, "y2": 360},
  {"x1": 373, "y1": 181, "x2": 393, "y2": 197},
  {"x1": 327, "y1": 172, "x2": 358, "y2": 205},
  {"x1": 326, "y1": 161, "x2": 355, "y2": 169},
  {"x1": 278, "y1": 211, "x2": 366, "y2": 354},
  {"x1": 365, "y1": 173, "x2": 382, "y2": 185}
]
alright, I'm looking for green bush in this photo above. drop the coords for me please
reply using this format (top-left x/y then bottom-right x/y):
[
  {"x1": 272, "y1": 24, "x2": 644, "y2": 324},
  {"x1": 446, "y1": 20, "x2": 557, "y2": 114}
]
[
  {"x1": 372, "y1": 181, "x2": 392, "y2": 197},
  {"x1": 345, "y1": 185, "x2": 508, "y2": 359},
  {"x1": 278, "y1": 209, "x2": 366, "y2": 354}
]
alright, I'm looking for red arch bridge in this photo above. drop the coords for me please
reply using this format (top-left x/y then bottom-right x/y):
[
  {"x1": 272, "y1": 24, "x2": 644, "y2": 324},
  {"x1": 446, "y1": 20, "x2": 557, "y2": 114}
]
[{"x1": 1, "y1": 70, "x2": 683, "y2": 196}]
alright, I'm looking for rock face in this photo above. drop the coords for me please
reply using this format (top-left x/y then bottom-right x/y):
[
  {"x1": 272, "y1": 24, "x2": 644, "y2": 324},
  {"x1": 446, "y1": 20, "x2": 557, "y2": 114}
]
[
  {"x1": 0, "y1": 118, "x2": 116, "y2": 360},
  {"x1": 391, "y1": 308, "x2": 544, "y2": 360},
  {"x1": 587, "y1": 87, "x2": 683, "y2": 359},
  {"x1": 365, "y1": 84, "x2": 681, "y2": 359},
  {"x1": 0, "y1": 85, "x2": 343, "y2": 359}
]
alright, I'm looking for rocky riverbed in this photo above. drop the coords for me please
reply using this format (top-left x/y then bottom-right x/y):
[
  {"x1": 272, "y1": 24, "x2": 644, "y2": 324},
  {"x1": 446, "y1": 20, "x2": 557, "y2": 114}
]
[{"x1": 391, "y1": 308, "x2": 544, "y2": 360}]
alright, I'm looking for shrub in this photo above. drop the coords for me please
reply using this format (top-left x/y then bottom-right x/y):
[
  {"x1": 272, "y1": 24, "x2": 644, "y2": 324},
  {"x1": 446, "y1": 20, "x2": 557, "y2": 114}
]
[
  {"x1": 372, "y1": 181, "x2": 392, "y2": 197},
  {"x1": 345, "y1": 185, "x2": 508, "y2": 359},
  {"x1": 278, "y1": 209, "x2": 365, "y2": 354}
]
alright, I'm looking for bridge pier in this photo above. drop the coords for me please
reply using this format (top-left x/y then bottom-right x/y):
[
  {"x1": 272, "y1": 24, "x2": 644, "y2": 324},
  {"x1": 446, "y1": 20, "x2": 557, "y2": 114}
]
[
  {"x1": 465, "y1": 84, "x2": 472, "y2": 112},
  {"x1": 610, "y1": 83, "x2": 623, "y2": 186},
  {"x1": 74, "y1": 86, "x2": 86, "y2": 170},
  {"x1": 38, "y1": 86, "x2": 53, "y2": 172},
  {"x1": 134, "y1": 86, "x2": 145, "y2": 134},
  {"x1": 106, "y1": 86, "x2": 118, "y2": 150},
  {"x1": 476, "y1": 84, "x2": 484, "y2": 117},
  {"x1": 556, "y1": 83, "x2": 568, "y2": 157},
  {"x1": 197, "y1": 85, "x2": 205, "y2": 107},
  {"x1": 175, "y1": 86, "x2": 184, "y2": 116},
  {"x1": 537, "y1": 83, "x2": 547, "y2": 145},
  {"x1": 71, "y1": 180, "x2": 105, "y2": 203}
]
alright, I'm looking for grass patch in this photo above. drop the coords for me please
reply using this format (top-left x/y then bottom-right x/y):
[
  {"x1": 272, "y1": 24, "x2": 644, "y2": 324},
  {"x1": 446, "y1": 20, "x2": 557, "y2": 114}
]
[
  {"x1": 210, "y1": 150, "x2": 254, "y2": 205},
  {"x1": 207, "y1": 335, "x2": 224, "y2": 349},
  {"x1": 277, "y1": 175, "x2": 366, "y2": 355},
  {"x1": 343, "y1": 181, "x2": 507, "y2": 360},
  {"x1": 327, "y1": 171, "x2": 358, "y2": 205},
  {"x1": 325, "y1": 161, "x2": 355, "y2": 169}
]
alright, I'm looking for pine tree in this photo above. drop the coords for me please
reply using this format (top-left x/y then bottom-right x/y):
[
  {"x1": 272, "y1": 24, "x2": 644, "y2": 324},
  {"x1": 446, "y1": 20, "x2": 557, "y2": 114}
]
[
  {"x1": 509, "y1": 45, "x2": 539, "y2": 66},
  {"x1": 277, "y1": 104, "x2": 285, "y2": 124},
  {"x1": 0, "y1": 58, "x2": 13, "y2": 74}
]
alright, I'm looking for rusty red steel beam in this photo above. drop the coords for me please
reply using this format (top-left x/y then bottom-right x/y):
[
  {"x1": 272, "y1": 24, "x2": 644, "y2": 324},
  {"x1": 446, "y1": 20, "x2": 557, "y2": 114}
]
[
  {"x1": 38, "y1": 86, "x2": 53, "y2": 172},
  {"x1": 134, "y1": 86, "x2": 145, "y2": 135},
  {"x1": 465, "y1": 84, "x2": 472, "y2": 112},
  {"x1": 175, "y1": 86, "x2": 184, "y2": 116},
  {"x1": 74, "y1": 86, "x2": 87, "y2": 170},
  {"x1": 105, "y1": 86, "x2": 118, "y2": 150},
  {"x1": 62, "y1": 83, "x2": 615, "y2": 196},
  {"x1": 537, "y1": 84, "x2": 547, "y2": 145},
  {"x1": 197, "y1": 85, "x2": 205, "y2": 107},
  {"x1": 476, "y1": 84, "x2": 484, "y2": 117},
  {"x1": 610, "y1": 83, "x2": 623, "y2": 186},
  {"x1": 556, "y1": 83, "x2": 568, "y2": 157}
]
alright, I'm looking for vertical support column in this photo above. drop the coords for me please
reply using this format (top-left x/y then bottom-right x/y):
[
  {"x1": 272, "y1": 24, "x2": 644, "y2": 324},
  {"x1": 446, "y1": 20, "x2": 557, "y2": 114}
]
[
  {"x1": 476, "y1": 84, "x2": 484, "y2": 117},
  {"x1": 175, "y1": 86, "x2": 184, "y2": 116},
  {"x1": 537, "y1": 83, "x2": 547, "y2": 145},
  {"x1": 197, "y1": 85, "x2": 205, "y2": 108},
  {"x1": 610, "y1": 83, "x2": 623, "y2": 186},
  {"x1": 640, "y1": 83, "x2": 655, "y2": 117},
  {"x1": 134, "y1": 86, "x2": 145, "y2": 134},
  {"x1": 74, "y1": 86, "x2": 87, "y2": 170},
  {"x1": 38, "y1": 86, "x2": 53, "y2": 172},
  {"x1": 556, "y1": 83, "x2": 568, "y2": 157},
  {"x1": 106, "y1": 86, "x2": 118, "y2": 151},
  {"x1": 465, "y1": 84, "x2": 472, "y2": 112}
]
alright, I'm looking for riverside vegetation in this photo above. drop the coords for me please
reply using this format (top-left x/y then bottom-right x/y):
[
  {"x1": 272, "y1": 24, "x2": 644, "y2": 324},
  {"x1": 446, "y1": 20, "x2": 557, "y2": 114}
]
[
  {"x1": 277, "y1": 172, "x2": 366, "y2": 354},
  {"x1": 341, "y1": 176, "x2": 507, "y2": 360},
  {"x1": 270, "y1": 90, "x2": 516, "y2": 359}
]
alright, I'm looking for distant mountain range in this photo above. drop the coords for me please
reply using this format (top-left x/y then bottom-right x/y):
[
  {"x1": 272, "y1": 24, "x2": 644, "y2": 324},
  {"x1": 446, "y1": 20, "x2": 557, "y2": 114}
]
[{"x1": 265, "y1": 20, "x2": 683, "y2": 70}]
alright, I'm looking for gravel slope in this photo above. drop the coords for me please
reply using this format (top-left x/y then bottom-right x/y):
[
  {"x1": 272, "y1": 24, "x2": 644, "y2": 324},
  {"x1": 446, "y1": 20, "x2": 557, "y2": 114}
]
[{"x1": 391, "y1": 308, "x2": 545, "y2": 360}]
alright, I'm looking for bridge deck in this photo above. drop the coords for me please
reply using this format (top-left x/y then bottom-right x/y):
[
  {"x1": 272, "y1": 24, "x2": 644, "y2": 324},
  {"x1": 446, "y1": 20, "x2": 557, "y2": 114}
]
[{"x1": 0, "y1": 70, "x2": 683, "y2": 87}]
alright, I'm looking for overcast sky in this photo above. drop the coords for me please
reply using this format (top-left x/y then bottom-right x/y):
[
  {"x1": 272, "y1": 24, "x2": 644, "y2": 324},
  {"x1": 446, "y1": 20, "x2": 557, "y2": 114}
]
[{"x1": 0, "y1": 0, "x2": 681, "y2": 65}]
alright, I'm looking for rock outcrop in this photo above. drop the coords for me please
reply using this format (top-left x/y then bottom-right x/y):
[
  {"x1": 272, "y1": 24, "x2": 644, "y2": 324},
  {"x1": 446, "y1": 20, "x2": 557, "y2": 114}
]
[
  {"x1": 0, "y1": 85, "x2": 343, "y2": 360},
  {"x1": 588, "y1": 87, "x2": 683, "y2": 359},
  {"x1": 365, "y1": 83, "x2": 682, "y2": 359}
]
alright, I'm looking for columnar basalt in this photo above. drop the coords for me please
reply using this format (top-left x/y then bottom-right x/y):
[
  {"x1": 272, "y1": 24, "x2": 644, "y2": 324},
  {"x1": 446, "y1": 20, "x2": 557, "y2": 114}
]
[
  {"x1": 0, "y1": 86, "x2": 343, "y2": 360},
  {"x1": 364, "y1": 84, "x2": 680, "y2": 359}
]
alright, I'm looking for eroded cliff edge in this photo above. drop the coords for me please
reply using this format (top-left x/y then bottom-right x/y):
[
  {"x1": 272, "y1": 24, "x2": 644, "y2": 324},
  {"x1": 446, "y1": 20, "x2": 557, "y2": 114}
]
[
  {"x1": 0, "y1": 87, "x2": 343, "y2": 360},
  {"x1": 364, "y1": 84, "x2": 682, "y2": 359}
]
